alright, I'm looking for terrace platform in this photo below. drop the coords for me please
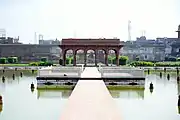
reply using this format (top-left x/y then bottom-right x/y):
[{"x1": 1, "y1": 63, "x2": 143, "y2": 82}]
[{"x1": 36, "y1": 66, "x2": 145, "y2": 89}]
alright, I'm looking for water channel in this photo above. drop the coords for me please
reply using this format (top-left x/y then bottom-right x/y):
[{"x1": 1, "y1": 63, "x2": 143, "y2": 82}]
[{"x1": 0, "y1": 70, "x2": 180, "y2": 120}]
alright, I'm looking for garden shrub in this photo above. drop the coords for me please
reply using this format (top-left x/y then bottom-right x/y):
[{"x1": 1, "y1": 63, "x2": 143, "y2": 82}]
[
  {"x1": 0, "y1": 57, "x2": 7, "y2": 64},
  {"x1": 119, "y1": 56, "x2": 129, "y2": 65}
]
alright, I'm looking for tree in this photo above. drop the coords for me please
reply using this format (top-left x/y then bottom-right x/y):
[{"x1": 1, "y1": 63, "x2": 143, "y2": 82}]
[
  {"x1": 66, "y1": 57, "x2": 70, "y2": 64},
  {"x1": 119, "y1": 56, "x2": 129, "y2": 65},
  {"x1": 136, "y1": 56, "x2": 140, "y2": 61},
  {"x1": 41, "y1": 57, "x2": 48, "y2": 62},
  {"x1": 7, "y1": 57, "x2": 14, "y2": 63},
  {"x1": 59, "y1": 59, "x2": 63, "y2": 65},
  {"x1": 0, "y1": 58, "x2": 7, "y2": 64},
  {"x1": 108, "y1": 56, "x2": 115, "y2": 64},
  {"x1": 7, "y1": 57, "x2": 18, "y2": 63}
]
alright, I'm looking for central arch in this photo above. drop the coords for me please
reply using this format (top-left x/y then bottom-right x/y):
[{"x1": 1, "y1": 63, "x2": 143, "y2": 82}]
[
  {"x1": 86, "y1": 49, "x2": 95, "y2": 66},
  {"x1": 96, "y1": 49, "x2": 106, "y2": 65},
  {"x1": 76, "y1": 49, "x2": 84, "y2": 65}
]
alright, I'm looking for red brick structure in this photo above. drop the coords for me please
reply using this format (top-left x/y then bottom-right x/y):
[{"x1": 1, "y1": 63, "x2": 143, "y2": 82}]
[{"x1": 59, "y1": 38, "x2": 123, "y2": 66}]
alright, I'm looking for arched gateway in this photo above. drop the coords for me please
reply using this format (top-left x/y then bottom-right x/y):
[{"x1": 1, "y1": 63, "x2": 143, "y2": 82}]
[{"x1": 59, "y1": 38, "x2": 123, "y2": 66}]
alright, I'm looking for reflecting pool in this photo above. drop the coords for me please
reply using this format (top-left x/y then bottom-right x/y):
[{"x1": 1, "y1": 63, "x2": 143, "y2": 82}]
[{"x1": 0, "y1": 70, "x2": 180, "y2": 120}]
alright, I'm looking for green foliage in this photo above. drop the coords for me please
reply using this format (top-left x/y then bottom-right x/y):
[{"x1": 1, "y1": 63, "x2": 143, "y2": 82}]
[
  {"x1": 59, "y1": 59, "x2": 63, "y2": 65},
  {"x1": 165, "y1": 57, "x2": 176, "y2": 61},
  {"x1": 29, "y1": 62, "x2": 38, "y2": 66},
  {"x1": 119, "y1": 56, "x2": 129, "y2": 65},
  {"x1": 7, "y1": 57, "x2": 14, "y2": 63},
  {"x1": 38, "y1": 62, "x2": 46, "y2": 66},
  {"x1": 66, "y1": 57, "x2": 70, "y2": 64},
  {"x1": 136, "y1": 56, "x2": 140, "y2": 61},
  {"x1": 155, "y1": 62, "x2": 180, "y2": 67},
  {"x1": 112, "y1": 58, "x2": 116, "y2": 64},
  {"x1": 177, "y1": 58, "x2": 180, "y2": 61},
  {"x1": 7, "y1": 57, "x2": 18, "y2": 63},
  {"x1": 66, "y1": 57, "x2": 73, "y2": 64},
  {"x1": 108, "y1": 56, "x2": 114, "y2": 64},
  {"x1": 108, "y1": 56, "x2": 129, "y2": 65},
  {"x1": 130, "y1": 61, "x2": 180, "y2": 67},
  {"x1": 71, "y1": 59, "x2": 74, "y2": 64},
  {"x1": 40, "y1": 57, "x2": 48, "y2": 62},
  {"x1": 0, "y1": 57, "x2": 7, "y2": 64},
  {"x1": 29, "y1": 61, "x2": 53, "y2": 66},
  {"x1": 13, "y1": 57, "x2": 18, "y2": 63},
  {"x1": 130, "y1": 61, "x2": 154, "y2": 67},
  {"x1": 119, "y1": 56, "x2": 129, "y2": 61}
]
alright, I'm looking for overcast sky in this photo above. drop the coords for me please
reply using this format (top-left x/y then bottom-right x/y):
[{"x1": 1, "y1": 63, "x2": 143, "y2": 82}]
[{"x1": 0, "y1": 0, "x2": 180, "y2": 43}]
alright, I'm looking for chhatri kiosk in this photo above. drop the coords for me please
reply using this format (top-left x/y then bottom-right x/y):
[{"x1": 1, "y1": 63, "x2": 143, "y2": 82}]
[{"x1": 59, "y1": 38, "x2": 123, "y2": 66}]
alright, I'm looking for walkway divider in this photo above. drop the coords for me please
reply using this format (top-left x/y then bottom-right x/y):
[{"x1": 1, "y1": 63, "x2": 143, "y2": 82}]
[{"x1": 59, "y1": 67, "x2": 121, "y2": 120}]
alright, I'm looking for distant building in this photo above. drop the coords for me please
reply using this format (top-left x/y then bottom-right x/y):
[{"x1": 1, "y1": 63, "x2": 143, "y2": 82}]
[
  {"x1": 121, "y1": 36, "x2": 167, "y2": 61},
  {"x1": 39, "y1": 38, "x2": 61, "y2": 58},
  {"x1": 0, "y1": 44, "x2": 60, "y2": 63},
  {"x1": 39, "y1": 39, "x2": 60, "y2": 45},
  {"x1": 0, "y1": 36, "x2": 21, "y2": 44},
  {"x1": 170, "y1": 25, "x2": 180, "y2": 57}
]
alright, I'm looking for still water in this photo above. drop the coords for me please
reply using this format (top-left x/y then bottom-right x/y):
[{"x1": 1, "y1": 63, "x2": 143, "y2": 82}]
[{"x1": 0, "y1": 70, "x2": 180, "y2": 120}]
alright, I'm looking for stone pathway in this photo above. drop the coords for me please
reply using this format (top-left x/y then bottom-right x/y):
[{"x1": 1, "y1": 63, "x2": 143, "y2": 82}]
[{"x1": 60, "y1": 67, "x2": 121, "y2": 120}]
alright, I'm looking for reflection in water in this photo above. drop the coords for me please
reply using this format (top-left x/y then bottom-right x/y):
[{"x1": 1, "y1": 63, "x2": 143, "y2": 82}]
[
  {"x1": 178, "y1": 107, "x2": 180, "y2": 114},
  {"x1": 0, "y1": 95, "x2": 2, "y2": 113},
  {"x1": 31, "y1": 88, "x2": 35, "y2": 93},
  {"x1": 178, "y1": 83, "x2": 180, "y2": 95},
  {"x1": 150, "y1": 88, "x2": 153, "y2": 93},
  {"x1": 109, "y1": 89, "x2": 144, "y2": 99},
  {"x1": 0, "y1": 104, "x2": 2, "y2": 113},
  {"x1": 0, "y1": 70, "x2": 37, "y2": 78},
  {"x1": 37, "y1": 90, "x2": 72, "y2": 99},
  {"x1": 0, "y1": 71, "x2": 180, "y2": 120}
]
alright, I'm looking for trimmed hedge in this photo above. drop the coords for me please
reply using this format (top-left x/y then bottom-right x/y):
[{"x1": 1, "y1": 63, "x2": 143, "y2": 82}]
[
  {"x1": 0, "y1": 57, "x2": 18, "y2": 64},
  {"x1": 0, "y1": 57, "x2": 7, "y2": 64},
  {"x1": 155, "y1": 62, "x2": 180, "y2": 67},
  {"x1": 119, "y1": 56, "x2": 129, "y2": 65},
  {"x1": 29, "y1": 61, "x2": 53, "y2": 66},
  {"x1": 165, "y1": 57, "x2": 177, "y2": 61},
  {"x1": 108, "y1": 56, "x2": 129, "y2": 65},
  {"x1": 7, "y1": 57, "x2": 18, "y2": 63},
  {"x1": 41, "y1": 57, "x2": 48, "y2": 62},
  {"x1": 130, "y1": 61, "x2": 154, "y2": 67},
  {"x1": 130, "y1": 61, "x2": 180, "y2": 67}
]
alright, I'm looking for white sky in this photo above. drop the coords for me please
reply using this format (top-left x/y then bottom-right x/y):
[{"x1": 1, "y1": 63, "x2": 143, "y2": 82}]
[{"x1": 0, "y1": 0, "x2": 180, "y2": 43}]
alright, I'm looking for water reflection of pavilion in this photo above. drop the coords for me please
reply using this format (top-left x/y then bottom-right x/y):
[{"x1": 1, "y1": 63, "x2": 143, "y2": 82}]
[
  {"x1": 109, "y1": 89, "x2": 144, "y2": 99},
  {"x1": 178, "y1": 83, "x2": 180, "y2": 95},
  {"x1": 0, "y1": 104, "x2": 2, "y2": 113},
  {"x1": 37, "y1": 90, "x2": 72, "y2": 99}
]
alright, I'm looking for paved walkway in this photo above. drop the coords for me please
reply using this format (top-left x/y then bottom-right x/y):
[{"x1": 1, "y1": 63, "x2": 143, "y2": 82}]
[
  {"x1": 60, "y1": 67, "x2": 121, "y2": 120},
  {"x1": 81, "y1": 67, "x2": 101, "y2": 78}
]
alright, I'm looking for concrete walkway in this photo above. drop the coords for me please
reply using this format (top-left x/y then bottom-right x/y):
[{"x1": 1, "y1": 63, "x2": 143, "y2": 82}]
[
  {"x1": 81, "y1": 67, "x2": 101, "y2": 78},
  {"x1": 60, "y1": 67, "x2": 121, "y2": 120}
]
